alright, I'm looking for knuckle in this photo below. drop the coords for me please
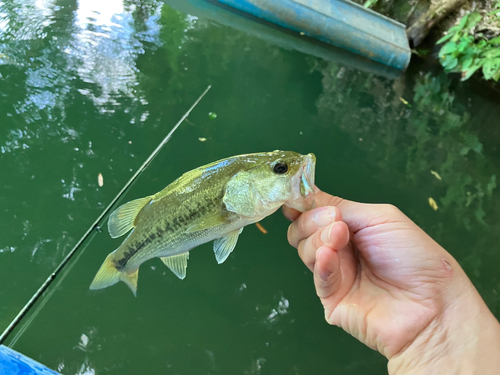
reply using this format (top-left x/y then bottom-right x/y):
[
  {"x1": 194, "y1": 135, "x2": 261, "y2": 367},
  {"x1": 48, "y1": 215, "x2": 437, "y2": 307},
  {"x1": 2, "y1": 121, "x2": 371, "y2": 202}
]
[
  {"x1": 325, "y1": 195, "x2": 343, "y2": 208},
  {"x1": 298, "y1": 209, "x2": 316, "y2": 227}
]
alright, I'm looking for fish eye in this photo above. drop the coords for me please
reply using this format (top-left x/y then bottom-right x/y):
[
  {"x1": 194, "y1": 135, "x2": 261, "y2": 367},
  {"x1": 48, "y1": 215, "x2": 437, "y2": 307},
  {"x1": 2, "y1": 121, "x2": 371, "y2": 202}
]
[{"x1": 273, "y1": 161, "x2": 288, "y2": 174}]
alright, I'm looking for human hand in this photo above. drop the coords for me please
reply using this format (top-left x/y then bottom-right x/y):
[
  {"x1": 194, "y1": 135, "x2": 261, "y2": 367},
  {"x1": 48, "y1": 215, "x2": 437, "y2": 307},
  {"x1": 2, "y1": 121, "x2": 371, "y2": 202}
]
[{"x1": 284, "y1": 188, "x2": 500, "y2": 374}]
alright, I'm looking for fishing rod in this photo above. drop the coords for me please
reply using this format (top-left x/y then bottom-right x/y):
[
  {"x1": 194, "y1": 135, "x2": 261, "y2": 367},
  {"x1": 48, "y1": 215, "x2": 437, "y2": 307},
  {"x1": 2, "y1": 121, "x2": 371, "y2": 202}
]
[{"x1": 0, "y1": 85, "x2": 212, "y2": 345}]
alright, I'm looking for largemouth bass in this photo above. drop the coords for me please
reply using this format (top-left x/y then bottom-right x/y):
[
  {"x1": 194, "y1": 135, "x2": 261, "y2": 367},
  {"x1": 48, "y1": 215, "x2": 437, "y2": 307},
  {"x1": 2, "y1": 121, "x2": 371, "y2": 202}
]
[{"x1": 90, "y1": 151, "x2": 316, "y2": 295}]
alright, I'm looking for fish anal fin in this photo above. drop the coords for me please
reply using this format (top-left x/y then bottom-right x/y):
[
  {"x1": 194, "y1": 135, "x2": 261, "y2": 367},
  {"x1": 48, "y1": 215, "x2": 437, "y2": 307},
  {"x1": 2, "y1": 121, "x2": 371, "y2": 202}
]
[
  {"x1": 213, "y1": 228, "x2": 243, "y2": 264},
  {"x1": 160, "y1": 252, "x2": 189, "y2": 280},
  {"x1": 186, "y1": 214, "x2": 226, "y2": 233},
  {"x1": 90, "y1": 253, "x2": 139, "y2": 296},
  {"x1": 108, "y1": 196, "x2": 153, "y2": 238}
]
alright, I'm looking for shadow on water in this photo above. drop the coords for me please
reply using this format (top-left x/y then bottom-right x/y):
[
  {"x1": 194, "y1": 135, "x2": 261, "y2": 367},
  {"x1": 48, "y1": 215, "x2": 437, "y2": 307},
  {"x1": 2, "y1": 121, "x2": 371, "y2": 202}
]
[{"x1": 1, "y1": 0, "x2": 500, "y2": 374}]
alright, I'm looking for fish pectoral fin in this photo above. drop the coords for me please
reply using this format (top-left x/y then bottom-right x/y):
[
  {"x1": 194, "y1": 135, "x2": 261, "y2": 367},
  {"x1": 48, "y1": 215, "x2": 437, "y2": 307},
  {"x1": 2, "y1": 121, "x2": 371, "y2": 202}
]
[
  {"x1": 90, "y1": 253, "x2": 139, "y2": 296},
  {"x1": 160, "y1": 252, "x2": 189, "y2": 280},
  {"x1": 108, "y1": 196, "x2": 153, "y2": 238},
  {"x1": 223, "y1": 172, "x2": 259, "y2": 217},
  {"x1": 213, "y1": 228, "x2": 243, "y2": 264},
  {"x1": 186, "y1": 214, "x2": 226, "y2": 233}
]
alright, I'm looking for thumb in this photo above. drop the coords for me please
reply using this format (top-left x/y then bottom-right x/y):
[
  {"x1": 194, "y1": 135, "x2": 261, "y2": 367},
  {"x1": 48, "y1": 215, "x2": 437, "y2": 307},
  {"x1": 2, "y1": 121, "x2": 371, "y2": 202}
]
[
  {"x1": 313, "y1": 223, "x2": 356, "y2": 323},
  {"x1": 313, "y1": 221, "x2": 351, "y2": 300}
]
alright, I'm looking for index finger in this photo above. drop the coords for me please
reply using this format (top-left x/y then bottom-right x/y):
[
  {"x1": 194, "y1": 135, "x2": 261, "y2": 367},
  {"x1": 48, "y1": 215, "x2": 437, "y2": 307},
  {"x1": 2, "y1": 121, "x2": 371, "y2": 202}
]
[
  {"x1": 282, "y1": 188, "x2": 345, "y2": 222},
  {"x1": 285, "y1": 188, "x2": 409, "y2": 234},
  {"x1": 283, "y1": 188, "x2": 344, "y2": 221}
]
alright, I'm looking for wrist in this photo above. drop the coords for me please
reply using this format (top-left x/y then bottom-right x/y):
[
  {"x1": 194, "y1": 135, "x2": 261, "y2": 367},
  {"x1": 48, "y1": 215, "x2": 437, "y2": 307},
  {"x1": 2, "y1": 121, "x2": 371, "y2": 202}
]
[{"x1": 388, "y1": 276, "x2": 500, "y2": 375}]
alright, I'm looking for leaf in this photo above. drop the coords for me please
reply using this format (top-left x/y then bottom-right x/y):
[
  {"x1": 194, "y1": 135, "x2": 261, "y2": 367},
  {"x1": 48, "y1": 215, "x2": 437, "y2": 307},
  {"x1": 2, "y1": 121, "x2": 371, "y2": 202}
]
[
  {"x1": 437, "y1": 33, "x2": 454, "y2": 44},
  {"x1": 463, "y1": 35, "x2": 474, "y2": 43},
  {"x1": 461, "y1": 63, "x2": 482, "y2": 81},
  {"x1": 487, "y1": 175, "x2": 497, "y2": 195},
  {"x1": 460, "y1": 146, "x2": 470, "y2": 155},
  {"x1": 439, "y1": 42, "x2": 457, "y2": 57},
  {"x1": 208, "y1": 112, "x2": 217, "y2": 119},
  {"x1": 488, "y1": 35, "x2": 500, "y2": 45},
  {"x1": 461, "y1": 56, "x2": 474, "y2": 70},
  {"x1": 412, "y1": 48, "x2": 430, "y2": 57},
  {"x1": 430, "y1": 170, "x2": 442, "y2": 181},
  {"x1": 446, "y1": 113, "x2": 462, "y2": 128},
  {"x1": 493, "y1": 68, "x2": 500, "y2": 81},
  {"x1": 363, "y1": 0, "x2": 378, "y2": 7},
  {"x1": 457, "y1": 39, "x2": 470, "y2": 53},
  {"x1": 466, "y1": 12, "x2": 482, "y2": 30},
  {"x1": 442, "y1": 56, "x2": 458, "y2": 70},
  {"x1": 483, "y1": 58, "x2": 500, "y2": 80},
  {"x1": 465, "y1": 191, "x2": 474, "y2": 207},
  {"x1": 481, "y1": 48, "x2": 500, "y2": 58},
  {"x1": 461, "y1": 133, "x2": 483, "y2": 154},
  {"x1": 451, "y1": 32, "x2": 463, "y2": 43},
  {"x1": 428, "y1": 197, "x2": 438, "y2": 211},
  {"x1": 255, "y1": 222, "x2": 267, "y2": 234},
  {"x1": 457, "y1": 14, "x2": 469, "y2": 30},
  {"x1": 474, "y1": 207, "x2": 486, "y2": 225}
]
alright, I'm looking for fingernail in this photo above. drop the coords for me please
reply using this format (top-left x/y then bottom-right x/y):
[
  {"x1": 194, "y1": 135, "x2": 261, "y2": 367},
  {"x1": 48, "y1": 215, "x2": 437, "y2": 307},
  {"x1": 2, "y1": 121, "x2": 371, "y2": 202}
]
[
  {"x1": 321, "y1": 223, "x2": 335, "y2": 243},
  {"x1": 313, "y1": 208, "x2": 336, "y2": 227}
]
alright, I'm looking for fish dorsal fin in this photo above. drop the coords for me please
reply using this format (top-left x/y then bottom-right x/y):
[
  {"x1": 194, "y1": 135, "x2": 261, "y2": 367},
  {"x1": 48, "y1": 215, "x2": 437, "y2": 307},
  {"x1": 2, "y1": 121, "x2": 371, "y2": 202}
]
[
  {"x1": 160, "y1": 252, "x2": 189, "y2": 280},
  {"x1": 223, "y1": 172, "x2": 259, "y2": 217},
  {"x1": 186, "y1": 214, "x2": 226, "y2": 233},
  {"x1": 213, "y1": 228, "x2": 243, "y2": 264},
  {"x1": 108, "y1": 196, "x2": 153, "y2": 238}
]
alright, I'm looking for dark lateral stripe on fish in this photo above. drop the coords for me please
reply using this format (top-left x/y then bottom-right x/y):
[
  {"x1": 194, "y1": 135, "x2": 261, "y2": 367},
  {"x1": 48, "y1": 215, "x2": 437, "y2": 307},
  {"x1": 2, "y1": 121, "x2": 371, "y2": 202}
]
[
  {"x1": 113, "y1": 201, "x2": 221, "y2": 269},
  {"x1": 115, "y1": 241, "x2": 148, "y2": 270}
]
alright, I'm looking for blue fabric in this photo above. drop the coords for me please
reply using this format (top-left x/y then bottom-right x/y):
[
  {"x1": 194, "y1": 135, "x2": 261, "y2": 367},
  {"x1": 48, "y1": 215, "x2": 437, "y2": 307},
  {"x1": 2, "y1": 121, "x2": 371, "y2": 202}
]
[{"x1": 0, "y1": 346, "x2": 60, "y2": 375}]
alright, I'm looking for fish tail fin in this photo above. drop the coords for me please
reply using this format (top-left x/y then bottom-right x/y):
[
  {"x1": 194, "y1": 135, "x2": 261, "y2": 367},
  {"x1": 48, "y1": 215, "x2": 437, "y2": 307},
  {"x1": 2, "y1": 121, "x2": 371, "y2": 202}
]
[{"x1": 90, "y1": 253, "x2": 139, "y2": 297}]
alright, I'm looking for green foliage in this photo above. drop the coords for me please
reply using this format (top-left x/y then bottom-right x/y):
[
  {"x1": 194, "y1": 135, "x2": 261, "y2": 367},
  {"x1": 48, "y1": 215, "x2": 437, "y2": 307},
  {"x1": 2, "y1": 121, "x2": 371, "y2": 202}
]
[
  {"x1": 437, "y1": 4, "x2": 500, "y2": 81},
  {"x1": 316, "y1": 63, "x2": 498, "y2": 230},
  {"x1": 409, "y1": 73, "x2": 495, "y2": 227},
  {"x1": 363, "y1": 0, "x2": 379, "y2": 8}
]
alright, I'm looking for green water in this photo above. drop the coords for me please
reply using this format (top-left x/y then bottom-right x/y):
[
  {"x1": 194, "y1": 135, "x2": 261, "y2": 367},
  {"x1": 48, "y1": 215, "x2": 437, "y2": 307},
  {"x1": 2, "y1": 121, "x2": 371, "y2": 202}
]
[{"x1": 1, "y1": 0, "x2": 500, "y2": 374}]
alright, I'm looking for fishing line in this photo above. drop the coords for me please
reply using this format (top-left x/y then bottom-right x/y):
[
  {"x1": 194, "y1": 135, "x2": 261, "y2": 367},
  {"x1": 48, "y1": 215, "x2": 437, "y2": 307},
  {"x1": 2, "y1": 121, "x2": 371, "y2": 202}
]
[{"x1": 0, "y1": 85, "x2": 212, "y2": 345}]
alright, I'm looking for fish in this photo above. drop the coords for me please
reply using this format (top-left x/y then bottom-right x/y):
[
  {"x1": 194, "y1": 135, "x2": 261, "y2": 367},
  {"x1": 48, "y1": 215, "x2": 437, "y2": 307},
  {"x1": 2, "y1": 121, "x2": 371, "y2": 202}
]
[{"x1": 89, "y1": 150, "x2": 316, "y2": 296}]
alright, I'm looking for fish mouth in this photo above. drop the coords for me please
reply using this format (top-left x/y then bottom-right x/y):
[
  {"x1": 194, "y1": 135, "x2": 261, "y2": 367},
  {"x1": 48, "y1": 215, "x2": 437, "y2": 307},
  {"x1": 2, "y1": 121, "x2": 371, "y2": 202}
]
[
  {"x1": 284, "y1": 153, "x2": 316, "y2": 213},
  {"x1": 300, "y1": 153, "x2": 316, "y2": 198}
]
